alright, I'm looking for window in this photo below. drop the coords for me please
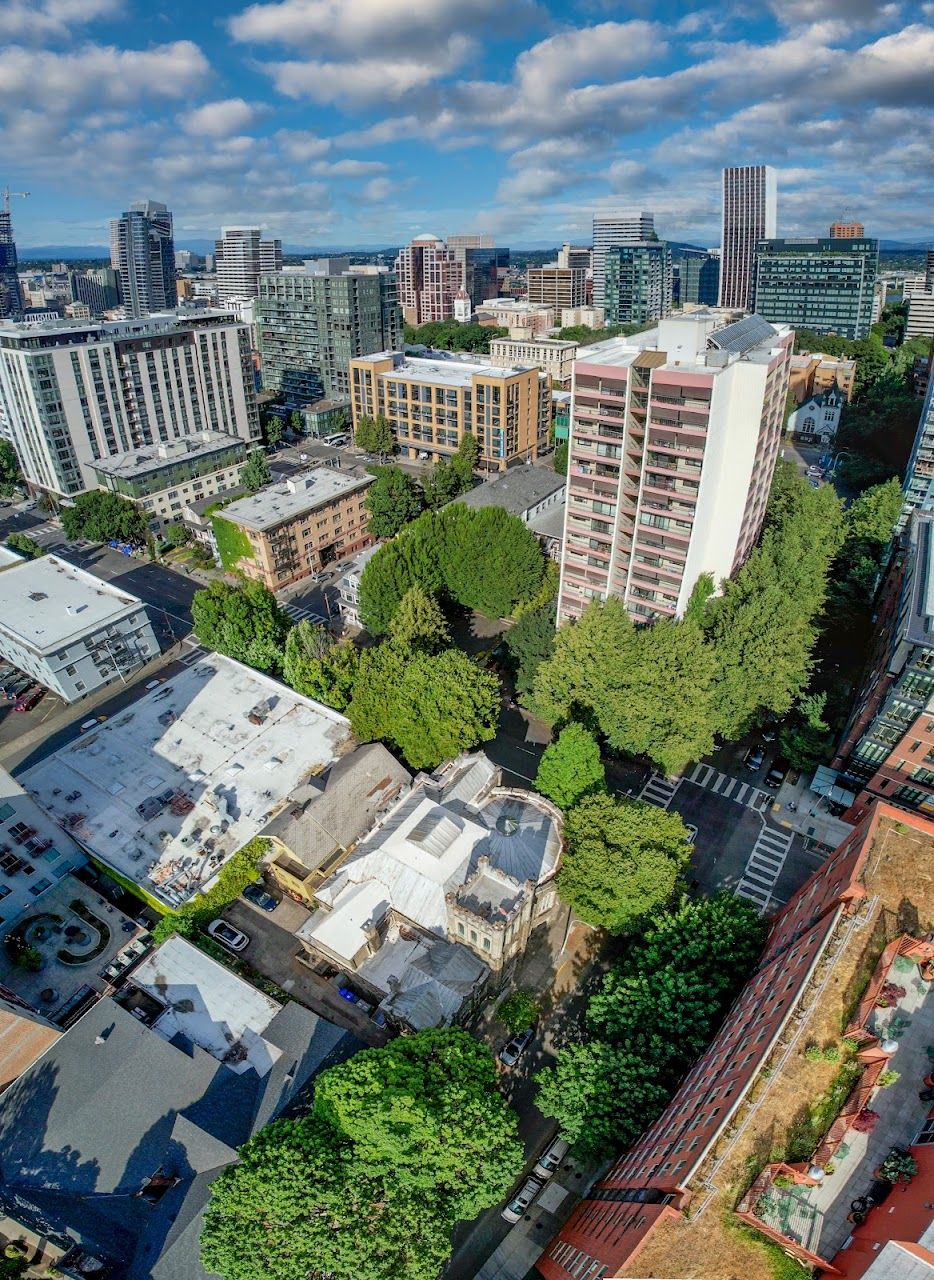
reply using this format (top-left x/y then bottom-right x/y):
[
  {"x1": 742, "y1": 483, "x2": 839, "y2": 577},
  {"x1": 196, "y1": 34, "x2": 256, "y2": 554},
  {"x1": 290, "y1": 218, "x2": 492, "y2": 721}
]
[
  {"x1": 29, "y1": 878, "x2": 52, "y2": 897},
  {"x1": 469, "y1": 929, "x2": 477, "y2": 943},
  {"x1": 0, "y1": 804, "x2": 13, "y2": 822},
  {"x1": 483, "y1": 936, "x2": 491, "y2": 951},
  {"x1": 457, "y1": 921, "x2": 464, "y2": 936}
]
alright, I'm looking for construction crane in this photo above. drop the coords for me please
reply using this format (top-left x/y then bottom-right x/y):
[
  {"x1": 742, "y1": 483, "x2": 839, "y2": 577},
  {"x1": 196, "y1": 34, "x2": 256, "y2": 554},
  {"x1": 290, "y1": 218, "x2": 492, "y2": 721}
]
[{"x1": 0, "y1": 189, "x2": 29, "y2": 215}]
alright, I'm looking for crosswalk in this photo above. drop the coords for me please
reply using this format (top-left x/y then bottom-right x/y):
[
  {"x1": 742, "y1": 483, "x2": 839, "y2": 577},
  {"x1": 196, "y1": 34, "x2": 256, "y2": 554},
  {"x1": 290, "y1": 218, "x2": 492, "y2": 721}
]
[
  {"x1": 735, "y1": 824, "x2": 795, "y2": 911},
  {"x1": 685, "y1": 763, "x2": 772, "y2": 813},
  {"x1": 283, "y1": 602, "x2": 329, "y2": 627},
  {"x1": 638, "y1": 773, "x2": 683, "y2": 809}
]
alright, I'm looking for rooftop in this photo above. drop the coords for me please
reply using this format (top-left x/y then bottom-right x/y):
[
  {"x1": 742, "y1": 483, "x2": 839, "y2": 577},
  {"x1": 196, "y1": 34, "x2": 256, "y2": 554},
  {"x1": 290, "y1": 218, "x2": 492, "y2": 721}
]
[
  {"x1": 91, "y1": 431, "x2": 245, "y2": 480},
  {"x1": 221, "y1": 467, "x2": 373, "y2": 531},
  {"x1": 576, "y1": 310, "x2": 789, "y2": 374},
  {"x1": 456, "y1": 465, "x2": 566, "y2": 518},
  {"x1": 363, "y1": 350, "x2": 539, "y2": 388},
  {"x1": 902, "y1": 513, "x2": 934, "y2": 648},
  {"x1": 0, "y1": 546, "x2": 25, "y2": 571},
  {"x1": 123, "y1": 936, "x2": 283, "y2": 1076},
  {"x1": 0, "y1": 555, "x2": 146, "y2": 654},
  {"x1": 490, "y1": 337, "x2": 578, "y2": 351},
  {"x1": 0, "y1": 309, "x2": 241, "y2": 344},
  {"x1": 20, "y1": 652, "x2": 352, "y2": 907}
]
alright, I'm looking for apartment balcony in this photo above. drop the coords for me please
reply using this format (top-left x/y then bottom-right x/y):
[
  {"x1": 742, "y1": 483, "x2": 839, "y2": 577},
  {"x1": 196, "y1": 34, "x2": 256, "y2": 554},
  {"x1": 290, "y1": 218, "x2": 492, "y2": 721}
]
[
  {"x1": 650, "y1": 393, "x2": 712, "y2": 411},
  {"x1": 647, "y1": 436, "x2": 706, "y2": 460}
]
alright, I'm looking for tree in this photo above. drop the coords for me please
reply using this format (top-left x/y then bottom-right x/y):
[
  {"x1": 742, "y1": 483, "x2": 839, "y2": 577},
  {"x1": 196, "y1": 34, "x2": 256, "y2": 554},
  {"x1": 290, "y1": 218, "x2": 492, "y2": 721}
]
[
  {"x1": 4, "y1": 532, "x2": 42, "y2": 559},
  {"x1": 504, "y1": 600, "x2": 556, "y2": 700},
  {"x1": 778, "y1": 692, "x2": 833, "y2": 771},
  {"x1": 407, "y1": 321, "x2": 507, "y2": 354},
  {"x1": 534, "y1": 723, "x2": 605, "y2": 811},
  {"x1": 60, "y1": 490, "x2": 147, "y2": 545},
  {"x1": 201, "y1": 1029, "x2": 523, "y2": 1280},
  {"x1": 191, "y1": 579, "x2": 291, "y2": 673},
  {"x1": 553, "y1": 440, "x2": 568, "y2": 475},
  {"x1": 163, "y1": 522, "x2": 190, "y2": 549},
  {"x1": 556, "y1": 794, "x2": 691, "y2": 932},
  {"x1": 422, "y1": 457, "x2": 468, "y2": 509},
  {"x1": 284, "y1": 624, "x2": 360, "y2": 710},
  {"x1": 266, "y1": 417, "x2": 284, "y2": 445},
  {"x1": 356, "y1": 415, "x2": 394, "y2": 456},
  {"x1": 451, "y1": 431, "x2": 478, "y2": 487},
  {"x1": 497, "y1": 989, "x2": 540, "y2": 1034},
  {"x1": 532, "y1": 601, "x2": 717, "y2": 776},
  {"x1": 535, "y1": 1041, "x2": 667, "y2": 1158},
  {"x1": 388, "y1": 585, "x2": 450, "y2": 652},
  {"x1": 347, "y1": 643, "x2": 499, "y2": 770},
  {"x1": 240, "y1": 449, "x2": 272, "y2": 493},
  {"x1": 288, "y1": 410, "x2": 304, "y2": 435},
  {"x1": 365, "y1": 465, "x2": 424, "y2": 538},
  {"x1": 438, "y1": 505, "x2": 545, "y2": 620},
  {"x1": 0, "y1": 442, "x2": 21, "y2": 497},
  {"x1": 359, "y1": 514, "x2": 447, "y2": 634}
]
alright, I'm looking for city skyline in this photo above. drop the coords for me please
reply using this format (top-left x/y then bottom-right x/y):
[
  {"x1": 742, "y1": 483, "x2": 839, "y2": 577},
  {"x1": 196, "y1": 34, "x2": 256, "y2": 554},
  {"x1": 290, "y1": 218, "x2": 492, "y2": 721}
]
[{"x1": 2, "y1": 0, "x2": 932, "y2": 251}]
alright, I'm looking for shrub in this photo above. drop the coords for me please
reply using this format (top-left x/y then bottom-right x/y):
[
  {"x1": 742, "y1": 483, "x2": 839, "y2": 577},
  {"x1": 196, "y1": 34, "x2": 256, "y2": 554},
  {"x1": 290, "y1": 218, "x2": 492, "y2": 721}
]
[
  {"x1": 153, "y1": 837, "x2": 270, "y2": 944},
  {"x1": 497, "y1": 989, "x2": 540, "y2": 1034},
  {"x1": 823, "y1": 1045, "x2": 840, "y2": 1062},
  {"x1": 878, "y1": 1150, "x2": 917, "y2": 1183},
  {"x1": 851, "y1": 1108, "x2": 880, "y2": 1134},
  {"x1": 804, "y1": 1044, "x2": 822, "y2": 1062},
  {"x1": 877, "y1": 1069, "x2": 899, "y2": 1088}
]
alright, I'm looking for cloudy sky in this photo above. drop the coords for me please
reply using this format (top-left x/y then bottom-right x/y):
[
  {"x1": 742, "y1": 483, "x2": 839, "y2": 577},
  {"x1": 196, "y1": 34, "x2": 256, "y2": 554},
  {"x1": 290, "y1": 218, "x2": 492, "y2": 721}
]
[{"x1": 5, "y1": 0, "x2": 933, "y2": 250}]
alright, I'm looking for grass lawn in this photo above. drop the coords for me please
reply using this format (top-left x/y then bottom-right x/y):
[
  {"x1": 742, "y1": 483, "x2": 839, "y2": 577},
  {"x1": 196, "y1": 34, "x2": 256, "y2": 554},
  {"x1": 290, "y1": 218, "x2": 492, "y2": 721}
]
[{"x1": 212, "y1": 514, "x2": 254, "y2": 571}]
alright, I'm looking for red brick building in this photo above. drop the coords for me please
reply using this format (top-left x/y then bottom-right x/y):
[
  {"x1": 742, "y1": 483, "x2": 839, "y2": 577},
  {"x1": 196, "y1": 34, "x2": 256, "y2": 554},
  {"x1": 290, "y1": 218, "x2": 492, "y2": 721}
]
[{"x1": 536, "y1": 804, "x2": 934, "y2": 1280}]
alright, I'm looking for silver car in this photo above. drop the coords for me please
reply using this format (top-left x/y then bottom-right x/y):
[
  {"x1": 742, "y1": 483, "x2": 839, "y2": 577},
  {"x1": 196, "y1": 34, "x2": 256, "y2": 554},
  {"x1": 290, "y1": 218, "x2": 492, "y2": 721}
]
[
  {"x1": 207, "y1": 918, "x2": 249, "y2": 952},
  {"x1": 533, "y1": 1136, "x2": 569, "y2": 1180}
]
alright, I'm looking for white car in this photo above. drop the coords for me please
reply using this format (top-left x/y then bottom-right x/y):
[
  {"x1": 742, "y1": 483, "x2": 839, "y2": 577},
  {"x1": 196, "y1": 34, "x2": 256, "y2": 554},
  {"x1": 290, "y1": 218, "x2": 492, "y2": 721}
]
[
  {"x1": 207, "y1": 919, "x2": 249, "y2": 952},
  {"x1": 501, "y1": 1176, "x2": 544, "y2": 1223},
  {"x1": 533, "y1": 1136, "x2": 570, "y2": 1180}
]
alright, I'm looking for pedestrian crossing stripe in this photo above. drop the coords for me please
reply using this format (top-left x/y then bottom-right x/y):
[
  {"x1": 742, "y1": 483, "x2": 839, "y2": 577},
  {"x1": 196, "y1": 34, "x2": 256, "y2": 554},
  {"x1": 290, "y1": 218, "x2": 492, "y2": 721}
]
[
  {"x1": 735, "y1": 824, "x2": 794, "y2": 913},
  {"x1": 638, "y1": 773, "x2": 683, "y2": 809},
  {"x1": 686, "y1": 762, "x2": 771, "y2": 813}
]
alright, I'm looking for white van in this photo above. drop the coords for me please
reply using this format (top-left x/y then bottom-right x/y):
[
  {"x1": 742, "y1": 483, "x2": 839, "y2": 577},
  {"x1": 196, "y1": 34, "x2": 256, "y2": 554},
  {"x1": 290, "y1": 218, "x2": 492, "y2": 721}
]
[
  {"x1": 533, "y1": 1136, "x2": 569, "y2": 1180},
  {"x1": 501, "y1": 1176, "x2": 544, "y2": 1223}
]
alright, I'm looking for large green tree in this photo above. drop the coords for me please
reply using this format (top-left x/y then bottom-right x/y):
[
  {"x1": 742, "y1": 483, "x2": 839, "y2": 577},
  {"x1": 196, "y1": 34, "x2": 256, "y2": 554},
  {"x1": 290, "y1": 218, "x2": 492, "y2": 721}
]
[
  {"x1": 439, "y1": 505, "x2": 545, "y2": 620},
  {"x1": 356, "y1": 415, "x2": 395, "y2": 457},
  {"x1": 282, "y1": 621, "x2": 361, "y2": 710},
  {"x1": 504, "y1": 600, "x2": 556, "y2": 701},
  {"x1": 240, "y1": 449, "x2": 272, "y2": 493},
  {"x1": 347, "y1": 642, "x2": 499, "y2": 770},
  {"x1": 0, "y1": 441, "x2": 22, "y2": 497},
  {"x1": 201, "y1": 1029, "x2": 522, "y2": 1280},
  {"x1": 5, "y1": 532, "x2": 43, "y2": 560},
  {"x1": 60, "y1": 490, "x2": 148, "y2": 544},
  {"x1": 534, "y1": 723, "x2": 605, "y2": 811},
  {"x1": 532, "y1": 601, "x2": 716, "y2": 775},
  {"x1": 557, "y1": 794, "x2": 692, "y2": 932},
  {"x1": 388, "y1": 585, "x2": 451, "y2": 652},
  {"x1": 365, "y1": 465, "x2": 425, "y2": 538},
  {"x1": 191, "y1": 579, "x2": 291, "y2": 673},
  {"x1": 359, "y1": 513, "x2": 447, "y2": 633}
]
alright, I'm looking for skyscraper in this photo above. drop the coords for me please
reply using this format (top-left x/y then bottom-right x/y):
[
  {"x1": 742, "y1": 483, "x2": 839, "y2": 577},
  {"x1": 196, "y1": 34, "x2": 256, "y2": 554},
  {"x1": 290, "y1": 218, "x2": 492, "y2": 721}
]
[
  {"x1": 256, "y1": 263, "x2": 402, "y2": 404},
  {"x1": 753, "y1": 237, "x2": 878, "y2": 340},
  {"x1": 673, "y1": 248, "x2": 720, "y2": 307},
  {"x1": 395, "y1": 235, "x2": 457, "y2": 326},
  {"x1": 604, "y1": 241, "x2": 673, "y2": 326},
  {"x1": 0, "y1": 211, "x2": 23, "y2": 320},
  {"x1": 109, "y1": 200, "x2": 177, "y2": 318},
  {"x1": 718, "y1": 166, "x2": 777, "y2": 310},
  {"x1": 215, "y1": 228, "x2": 283, "y2": 306},
  {"x1": 829, "y1": 220, "x2": 865, "y2": 238},
  {"x1": 526, "y1": 266, "x2": 587, "y2": 310},
  {"x1": 558, "y1": 312, "x2": 793, "y2": 624},
  {"x1": 897, "y1": 373, "x2": 934, "y2": 532},
  {"x1": 591, "y1": 211, "x2": 655, "y2": 312},
  {"x1": 447, "y1": 235, "x2": 509, "y2": 308}
]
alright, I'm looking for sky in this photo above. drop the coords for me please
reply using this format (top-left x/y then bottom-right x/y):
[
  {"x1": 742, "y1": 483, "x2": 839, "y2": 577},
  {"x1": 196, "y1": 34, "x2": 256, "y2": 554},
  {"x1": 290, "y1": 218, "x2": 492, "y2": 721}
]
[{"x1": 4, "y1": 0, "x2": 933, "y2": 251}]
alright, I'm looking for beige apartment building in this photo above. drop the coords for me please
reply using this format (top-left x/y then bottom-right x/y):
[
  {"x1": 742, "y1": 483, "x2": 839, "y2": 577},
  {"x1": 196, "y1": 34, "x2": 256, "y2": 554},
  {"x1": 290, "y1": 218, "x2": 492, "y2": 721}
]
[
  {"x1": 489, "y1": 337, "x2": 578, "y2": 387},
  {"x1": 220, "y1": 468, "x2": 374, "y2": 590},
  {"x1": 789, "y1": 351, "x2": 857, "y2": 403},
  {"x1": 527, "y1": 266, "x2": 587, "y2": 310},
  {"x1": 349, "y1": 351, "x2": 551, "y2": 469}
]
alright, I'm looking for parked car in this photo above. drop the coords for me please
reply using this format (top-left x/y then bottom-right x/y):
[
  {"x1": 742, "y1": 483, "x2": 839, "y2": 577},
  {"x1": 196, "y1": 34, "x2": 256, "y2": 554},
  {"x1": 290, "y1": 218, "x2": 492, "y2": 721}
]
[
  {"x1": 765, "y1": 757, "x2": 790, "y2": 790},
  {"x1": 242, "y1": 881, "x2": 278, "y2": 912},
  {"x1": 533, "y1": 1136, "x2": 570, "y2": 1180},
  {"x1": 206, "y1": 919, "x2": 249, "y2": 952},
  {"x1": 501, "y1": 1176, "x2": 545, "y2": 1223},
  {"x1": 80, "y1": 715, "x2": 107, "y2": 733},
  {"x1": 5, "y1": 675, "x2": 32, "y2": 700},
  {"x1": 14, "y1": 686, "x2": 44, "y2": 712},
  {"x1": 685, "y1": 823, "x2": 698, "y2": 845},
  {"x1": 744, "y1": 743, "x2": 766, "y2": 771},
  {"x1": 499, "y1": 1027, "x2": 535, "y2": 1068},
  {"x1": 807, "y1": 465, "x2": 823, "y2": 478}
]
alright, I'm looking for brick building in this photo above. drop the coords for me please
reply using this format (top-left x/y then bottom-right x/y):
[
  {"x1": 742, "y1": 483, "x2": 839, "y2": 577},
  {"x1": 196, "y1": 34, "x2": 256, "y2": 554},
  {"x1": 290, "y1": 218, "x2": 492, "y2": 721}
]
[{"x1": 220, "y1": 468, "x2": 373, "y2": 590}]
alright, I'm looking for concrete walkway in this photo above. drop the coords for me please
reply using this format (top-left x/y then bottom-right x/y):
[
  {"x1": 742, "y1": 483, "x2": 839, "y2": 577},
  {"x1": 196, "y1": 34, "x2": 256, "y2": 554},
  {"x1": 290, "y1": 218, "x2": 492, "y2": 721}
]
[{"x1": 770, "y1": 772, "x2": 855, "y2": 851}]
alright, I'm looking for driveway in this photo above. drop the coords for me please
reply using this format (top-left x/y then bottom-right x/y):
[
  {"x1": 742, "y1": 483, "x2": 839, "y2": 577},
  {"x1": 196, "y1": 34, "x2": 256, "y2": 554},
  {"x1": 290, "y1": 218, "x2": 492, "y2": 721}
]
[{"x1": 223, "y1": 895, "x2": 390, "y2": 1045}]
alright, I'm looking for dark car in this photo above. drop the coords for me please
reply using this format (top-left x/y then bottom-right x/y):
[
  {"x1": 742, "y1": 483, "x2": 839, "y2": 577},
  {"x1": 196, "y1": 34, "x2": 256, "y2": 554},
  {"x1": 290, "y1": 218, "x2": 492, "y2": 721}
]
[
  {"x1": 499, "y1": 1027, "x2": 535, "y2": 1068},
  {"x1": 765, "y1": 757, "x2": 790, "y2": 790},
  {"x1": 242, "y1": 881, "x2": 278, "y2": 912},
  {"x1": 4, "y1": 675, "x2": 32, "y2": 700},
  {"x1": 744, "y1": 743, "x2": 766, "y2": 771}
]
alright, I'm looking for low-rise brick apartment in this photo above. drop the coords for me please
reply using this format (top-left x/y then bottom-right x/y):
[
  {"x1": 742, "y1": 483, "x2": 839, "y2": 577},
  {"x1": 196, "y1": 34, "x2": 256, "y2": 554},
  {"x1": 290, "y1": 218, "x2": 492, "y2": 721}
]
[
  {"x1": 558, "y1": 311, "x2": 793, "y2": 624},
  {"x1": 349, "y1": 350, "x2": 550, "y2": 469},
  {"x1": 219, "y1": 467, "x2": 373, "y2": 590},
  {"x1": 536, "y1": 802, "x2": 934, "y2": 1280}
]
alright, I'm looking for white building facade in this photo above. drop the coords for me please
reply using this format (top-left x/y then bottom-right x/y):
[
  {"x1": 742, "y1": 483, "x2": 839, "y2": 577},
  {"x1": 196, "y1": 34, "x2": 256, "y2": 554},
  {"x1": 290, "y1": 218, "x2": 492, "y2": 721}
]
[
  {"x1": 214, "y1": 228, "x2": 282, "y2": 306},
  {"x1": 591, "y1": 211, "x2": 655, "y2": 313},
  {"x1": 0, "y1": 556, "x2": 159, "y2": 701},
  {"x1": 787, "y1": 386, "x2": 845, "y2": 444},
  {"x1": 719, "y1": 165, "x2": 777, "y2": 310},
  {"x1": 0, "y1": 312, "x2": 261, "y2": 499}
]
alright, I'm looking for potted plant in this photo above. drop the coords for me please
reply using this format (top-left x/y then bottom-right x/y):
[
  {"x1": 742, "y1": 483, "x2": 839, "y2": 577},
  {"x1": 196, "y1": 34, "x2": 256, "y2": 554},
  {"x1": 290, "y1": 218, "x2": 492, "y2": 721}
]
[
  {"x1": 875, "y1": 1150, "x2": 917, "y2": 1184},
  {"x1": 851, "y1": 1108, "x2": 880, "y2": 1134}
]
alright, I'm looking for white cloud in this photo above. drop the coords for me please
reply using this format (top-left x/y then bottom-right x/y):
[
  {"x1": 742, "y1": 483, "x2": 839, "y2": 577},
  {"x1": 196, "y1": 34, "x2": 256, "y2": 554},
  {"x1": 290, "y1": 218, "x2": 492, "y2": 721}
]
[
  {"x1": 0, "y1": 41, "x2": 209, "y2": 109},
  {"x1": 310, "y1": 158, "x2": 388, "y2": 176},
  {"x1": 181, "y1": 98, "x2": 258, "y2": 137},
  {"x1": 262, "y1": 34, "x2": 474, "y2": 104},
  {"x1": 0, "y1": 0, "x2": 122, "y2": 40},
  {"x1": 361, "y1": 176, "x2": 394, "y2": 203},
  {"x1": 275, "y1": 129, "x2": 332, "y2": 161}
]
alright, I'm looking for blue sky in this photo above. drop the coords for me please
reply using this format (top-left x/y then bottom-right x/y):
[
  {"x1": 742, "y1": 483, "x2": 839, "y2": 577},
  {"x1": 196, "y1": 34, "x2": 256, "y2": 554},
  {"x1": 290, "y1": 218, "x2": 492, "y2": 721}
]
[{"x1": 4, "y1": 0, "x2": 933, "y2": 250}]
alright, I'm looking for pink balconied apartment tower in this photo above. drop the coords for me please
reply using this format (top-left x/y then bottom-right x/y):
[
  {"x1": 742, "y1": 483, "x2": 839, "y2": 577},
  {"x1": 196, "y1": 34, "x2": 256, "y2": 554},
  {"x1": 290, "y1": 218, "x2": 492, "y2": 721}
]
[{"x1": 557, "y1": 312, "x2": 794, "y2": 625}]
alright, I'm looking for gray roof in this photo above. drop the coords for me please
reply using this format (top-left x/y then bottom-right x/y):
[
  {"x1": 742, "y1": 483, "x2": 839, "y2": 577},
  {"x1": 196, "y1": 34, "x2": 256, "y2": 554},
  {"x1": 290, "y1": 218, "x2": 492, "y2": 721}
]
[
  {"x1": 455, "y1": 466, "x2": 566, "y2": 519},
  {"x1": 262, "y1": 743, "x2": 411, "y2": 872},
  {"x1": 0, "y1": 986, "x2": 355, "y2": 1279}
]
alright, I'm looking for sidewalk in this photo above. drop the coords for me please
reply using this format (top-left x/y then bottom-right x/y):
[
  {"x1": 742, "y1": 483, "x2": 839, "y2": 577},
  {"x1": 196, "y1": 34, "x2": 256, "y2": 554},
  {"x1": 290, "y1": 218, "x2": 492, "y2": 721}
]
[{"x1": 769, "y1": 772, "x2": 854, "y2": 851}]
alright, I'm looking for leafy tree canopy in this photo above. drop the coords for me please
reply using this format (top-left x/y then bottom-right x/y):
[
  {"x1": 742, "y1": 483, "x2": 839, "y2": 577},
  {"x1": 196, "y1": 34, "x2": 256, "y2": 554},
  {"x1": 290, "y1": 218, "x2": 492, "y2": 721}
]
[
  {"x1": 283, "y1": 620, "x2": 362, "y2": 709},
  {"x1": 504, "y1": 600, "x2": 556, "y2": 700},
  {"x1": 557, "y1": 793, "x2": 691, "y2": 932},
  {"x1": 239, "y1": 449, "x2": 272, "y2": 494},
  {"x1": 388, "y1": 585, "x2": 451, "y2": 653},
  {"x1": 553, "y1": 440, "x2": 568, "y2": 475},
  {"x1": 356, "y1": 414, "x2": 395, "y2": 457},
  {"x1": 407, "y1": 321, "x2": 507, "y2": 353},
  {"x1": 0, "y1": 441, "x2": 22, "y2": 497},
  {"x1": 534, "y1": 722, "x2": 605, "y2": 811},
  {"x1": 60, "y1": 490, "x2": 148, "y2": 545},
  {"x1": 191, "y1": 579, "x2": 291, "y2": 673},
  {"x1": 163, "y1": 522, "x2": 190, "y2": 548},
  {"x1": 5, "y1": 532, "x2": 43, "y2": 560},
  {"x1": 365, "y1": 465, "x2": 425, "y2": 538}
]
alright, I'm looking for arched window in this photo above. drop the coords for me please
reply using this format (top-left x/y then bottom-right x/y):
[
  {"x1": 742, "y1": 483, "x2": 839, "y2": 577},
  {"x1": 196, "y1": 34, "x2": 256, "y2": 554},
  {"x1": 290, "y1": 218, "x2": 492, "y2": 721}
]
[{"x1": 802, "y1": 417, "x2": 816, "y2": 431}]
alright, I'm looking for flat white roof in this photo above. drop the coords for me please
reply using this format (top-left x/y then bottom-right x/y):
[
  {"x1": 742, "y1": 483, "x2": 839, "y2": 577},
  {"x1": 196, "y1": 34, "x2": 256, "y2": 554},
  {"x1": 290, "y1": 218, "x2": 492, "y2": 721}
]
[
  {"x1": 381, "y1": 356, "x2": 535, "y2": 389},
  {"x1": 0, "y1": 555, "x2": 145, "y2": 654},
  {"x1": 577, "y1": 312, "x2": 790, "y2": 373},
  {"x1": 131, "y1": 936, "x2": 282, "y2": 1076},
  {"x1": 222, "y1": 467, "x2": 372, "y2": 531},
  {"x1": 21, "y1": 652, "x2": 352, "y2": 906},
  {"x1": 0, "y1": 547, "x2": 25, "y2": 570},
  {"x1": 92, "y1": 431, "x2": 244, "y2": 480}
]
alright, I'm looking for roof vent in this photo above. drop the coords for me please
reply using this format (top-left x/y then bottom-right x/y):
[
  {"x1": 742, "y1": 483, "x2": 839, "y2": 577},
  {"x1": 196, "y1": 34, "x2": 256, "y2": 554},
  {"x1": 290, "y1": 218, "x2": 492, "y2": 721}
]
[{"x1": 28, "y1": 591, "x2": 48, "y2": 601}]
